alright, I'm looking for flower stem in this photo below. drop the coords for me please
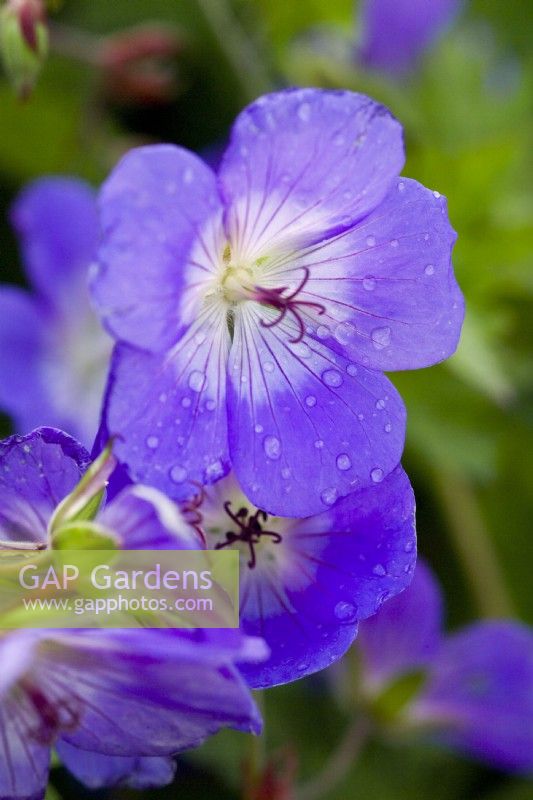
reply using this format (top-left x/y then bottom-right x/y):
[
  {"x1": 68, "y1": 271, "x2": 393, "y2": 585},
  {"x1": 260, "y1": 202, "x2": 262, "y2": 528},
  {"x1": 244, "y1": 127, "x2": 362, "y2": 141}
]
[
  {"x1": 195, "y1": 0, "x2": 272, "y2": 102},
  {"x1": 432, "y1": 467, "x2": 515, "y2": 618},
  {"x1": 242, "y1": 691, "x2": 267, "y2": 800},
  {"x1": 296, "y1": 714, "x2": 370, "y2": 800}
]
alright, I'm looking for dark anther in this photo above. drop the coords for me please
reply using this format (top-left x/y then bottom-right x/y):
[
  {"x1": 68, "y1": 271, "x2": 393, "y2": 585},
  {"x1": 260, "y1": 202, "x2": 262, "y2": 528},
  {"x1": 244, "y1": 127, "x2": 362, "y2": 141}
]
[
  {"x1": 255, "y1": 267, "x2": 326, "y2": 343},
  {"x1": 215, "y1": 501, "x2": 283, "y2": 569}
]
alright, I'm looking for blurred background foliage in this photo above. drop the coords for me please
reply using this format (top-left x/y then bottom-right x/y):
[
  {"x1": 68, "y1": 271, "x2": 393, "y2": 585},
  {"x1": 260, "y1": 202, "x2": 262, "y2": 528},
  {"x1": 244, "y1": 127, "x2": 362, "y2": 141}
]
[{"x1": 1, "y1": 1, "x2": 532, "y2": 799}]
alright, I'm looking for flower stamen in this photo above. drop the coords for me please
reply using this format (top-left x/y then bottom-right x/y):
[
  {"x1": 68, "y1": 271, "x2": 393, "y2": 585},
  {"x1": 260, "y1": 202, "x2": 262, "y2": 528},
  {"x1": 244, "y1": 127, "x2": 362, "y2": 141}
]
[
  {"x1": 255, "y1": 267, "x2": 326, "y2": 343},
  {"x1": 215, "y1": 501, "x2": 282, "y2": 569}
]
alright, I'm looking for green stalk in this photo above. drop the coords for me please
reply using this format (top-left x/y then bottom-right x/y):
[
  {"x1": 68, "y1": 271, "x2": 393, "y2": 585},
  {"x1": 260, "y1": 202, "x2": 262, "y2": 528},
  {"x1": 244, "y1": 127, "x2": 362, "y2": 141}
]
[{"x1": 432, "y1": 467, "x2": 515, "y2": 618}]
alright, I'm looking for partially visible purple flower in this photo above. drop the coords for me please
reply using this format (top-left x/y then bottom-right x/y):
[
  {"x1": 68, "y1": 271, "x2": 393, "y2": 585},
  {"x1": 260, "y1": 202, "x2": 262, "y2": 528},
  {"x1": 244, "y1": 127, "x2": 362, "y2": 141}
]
[
  {"x1": 92, "y1": 88, "x2": 463, "y2": 517},
  {"x1": 0, "y1": 427, "x2": 267, "y2": 798},
  {"x1": 0, "y1": 178, "x2": 112, "y2": 446},
  {"x1": 56, "y1": 741, "x2": 177, "y2": 791},
  {"x1": 0, "y1": 628, "x2": 265, "y2": 800},
  {"x1": 357, "y1": 561, "x2": 533, "y2": 773},
  {"x1": 181, "y1": 464, "x2": 416, "y2": 688},
  {"x1": 357, "y1": 0, "x2": 462, "y2": 75}
]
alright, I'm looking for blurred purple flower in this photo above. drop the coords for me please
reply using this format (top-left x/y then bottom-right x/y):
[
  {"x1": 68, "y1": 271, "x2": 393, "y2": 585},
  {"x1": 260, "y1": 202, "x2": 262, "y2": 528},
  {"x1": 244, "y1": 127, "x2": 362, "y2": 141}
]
[
  {"x1": 0, "y1": 628, "x2": 265, "y2": 800},
  {"x1": 357, "y1": 561, "x2": 533, "y2": 773},
  {"x1": 181, "y1": 465, "x2": 416, "y2": 688},
  {"x1": 92, "y1": 88, "x2": 463, "y2": 517},
  {"x1": 0, "y1": 427, "x2": 266, "y2": 798},
  {"x1": 0, "y1": 178, "x2": 112, "y2": 447},
  {"x1": 357, "y1": 0, "x2": 462, "y2": 75}
]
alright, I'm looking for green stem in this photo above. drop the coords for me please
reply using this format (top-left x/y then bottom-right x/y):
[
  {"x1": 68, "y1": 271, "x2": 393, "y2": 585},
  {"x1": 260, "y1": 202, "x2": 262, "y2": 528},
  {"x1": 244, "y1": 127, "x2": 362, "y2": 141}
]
[
  {"x1": 242, "y1": 690, "x2": 266, "y2": 800},
  {"x1": 432, "y1": 467, "x2": 515, "y2": 618},
  {"x1": 296, "y1": 714, "x2": 370, "y2": 800},
  {"x1": 195, "y1": 0, "x2": 272, "y2": 102}
]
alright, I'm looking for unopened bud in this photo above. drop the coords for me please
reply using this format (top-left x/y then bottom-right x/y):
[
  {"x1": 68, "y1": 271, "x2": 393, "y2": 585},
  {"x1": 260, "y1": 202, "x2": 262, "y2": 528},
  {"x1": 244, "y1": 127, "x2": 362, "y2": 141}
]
[{"x1": 0, "y1": 0, "x2": 48, "y2": 98}]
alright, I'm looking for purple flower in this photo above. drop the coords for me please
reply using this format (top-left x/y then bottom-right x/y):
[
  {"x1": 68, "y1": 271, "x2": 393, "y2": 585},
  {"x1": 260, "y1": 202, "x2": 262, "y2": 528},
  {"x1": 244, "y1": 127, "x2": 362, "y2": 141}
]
[
  {"x1": 357, "y1": 561, "x2": 533, "y2": 773},
  {"x1": 358, "y1": 0, "x2": 462, "y2": 75},
  {"x1": 0, "y1": 427, "x2": 266, "y2": 798},
  {"x1": 0, "y1": 628, "x2": 265, "y2": 800},
  {"x1": 181, "y1": 464, "x2": 415, "y2": 688},
  {"x1": 92, "y1": 88, "x2": 464, "y2": 517},
  {"x1": 0, "y1": 178, "x2": 112, "y2": 446}
]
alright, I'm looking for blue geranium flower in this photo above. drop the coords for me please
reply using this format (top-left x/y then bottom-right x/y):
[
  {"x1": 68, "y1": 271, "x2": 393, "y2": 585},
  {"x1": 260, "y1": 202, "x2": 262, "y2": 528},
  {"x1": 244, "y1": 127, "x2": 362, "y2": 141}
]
[
  {"x1": 357, "y1": 0, "x2": 463, "y2": 75},
  {"x1": 0, "y1": 178, "x2": 112, "y2": 447},
  {"x1": 92, "y1": 88, "x2": 463, "y2": 517},
  {"x1": 181, "y1": 466, "x2": 416, "y2": 688},
  {"x1": 356, "y1": 560, "x2": 533, "y2": 773},
  {"x1": 0, "y1": 428, "x2": 266, "y2": 799}
]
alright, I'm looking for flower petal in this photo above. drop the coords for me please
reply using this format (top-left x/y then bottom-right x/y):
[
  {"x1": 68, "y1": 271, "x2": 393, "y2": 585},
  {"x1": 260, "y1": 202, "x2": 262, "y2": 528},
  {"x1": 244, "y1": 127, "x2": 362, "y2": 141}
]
[
  {"x1": 0, "y1": 699, "x2": 49, "y2": 800},
  {"x1": 10, "y1": 178, "x2": 98, "y2": 309},
  {"x1": 239, "y1": 465, "x2": 416, "y2": 688},
  {"x1": 219, "y1": 89, "x2": 404, "y2": 261},
  {"x1": 357, "y1": 559, "x2": 444, "y2": 691},
  {"x1": 227, "y1": 303, "x2": 405, "y2": 516},
  {"x1": 48, "y1": 630, "x2": 263, "y2": 754},
  {"x1": 103, "y1": 307, "x2": 230, "y2": 502},
  {"x1": 0, "y1": 428, "x2": 90, "y2": 546},
  {"x1": 0, "y1": 289, "x2": 50, "y2": 432},
  {"x1": 100, "y1": 484, "x2": 202, "y2": 549},
  {"x1": 93, "y1": 145, "x2": 223, "y2": 352},
  {"x1": 413, "y1": 622, "x2": 533, "y2": 773},
  {"x1": 56, "y1": 741, "x2": 175, "y2": 790},
  {"x1": 282, "y1": 178, "x2": 464, "y2": 370},
  {"x1": 358, "y1": 0, "x2": 461, "y2": 75}
]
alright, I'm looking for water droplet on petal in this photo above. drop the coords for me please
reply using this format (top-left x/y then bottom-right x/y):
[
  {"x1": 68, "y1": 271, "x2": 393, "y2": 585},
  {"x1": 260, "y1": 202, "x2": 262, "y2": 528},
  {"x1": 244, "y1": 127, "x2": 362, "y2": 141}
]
[
  {"x1": 334, "y1": 322, "x2": 356, "y2": 345},
  {"x1": 316, "y1": 325, "x2": 329, "y2": 339},
  {"x1": 321, "y1": 487, "x2": 338, "y2": 506},
  {"x1": 281, "y1": 467, "x2": 291, "y2": 479},
  {"x1": 314, "y1": 439, "x2": 324, "y2": 449},
  {"x1": 371, "y1": 327, "x2": 391, "y2": 350},
  {"x1": 398, "y1": 181, "x2": 405, "y2": 192},
  {"x1": 334, "y1": 600, "x2": 357, "y2": 623},
  {"x1": 168, "y1": 465, "x2": 186, "y2": 484},
  {"x1": 181, "y1": 397, "x2": 192, "y2": 408},
  {"x1": 433, "y1": 190, "x2": 441, "y2": 198},
  {"x1": 384, "y1": 423, "x2": 392, "y2": 433},
  {"x1": 371, "y1": 468, "x2": 384, "y2": 483},
  {"x1": 298, "y1": 102, "x2": 311, "y2": 122},
  {"x1": 346, "y1": 363, "x2": 358, "y2": 376},
  {"x1": 373, "y1": 563, "x2": 386, "y2": 576},
  {"x1": 264, "y1": 361, "x2": 275, "y2": 373},
  {"x1": 293, "y1": 342, "x2": 311, "y2": 358},
  {"x1": 146, "y1": 435, "x2": 159, "y2": 449},
  {"x1": 205, "y1": 460, "x2": 224, "y2": 481},
  {"x1": 366, "y1": 235, "x2": 376, "y2": 247},
  {"x1": 362, "y1": 276, "x2": 376, "y2": 291},
  {"x1": 322, "y1": 369, "x2": 343, "y2": 387},
  {"x1": 375, "y1": 399, "x2": 386, "y2": 410},
  {"x1": 263, "y1": 435, "x2": 281, "y2": 460},
  {"x1": 254, "y1": 423, "x2": 264, "y2": 433},
  {"x1": 424, "y1": 264, "x2": 435, "y2": 276},
  {"x1": 305, "y1": 395, "x2": 317, "y2": 407},
  {"x1": 405, "y1": 540, "x2": 414, "y2": 553},
  {"x1": 390, "y1": 239, "x2": 399, "y2": 248},
  {"x1": 188, "y1": 370, "x2": 206, "y2": 393},
  {"x1": 336, "y1": 453, "x2": 351, "y2": 471},
  {"x1": 205, "y1": 399, "x2": 216, "y2": 411}
]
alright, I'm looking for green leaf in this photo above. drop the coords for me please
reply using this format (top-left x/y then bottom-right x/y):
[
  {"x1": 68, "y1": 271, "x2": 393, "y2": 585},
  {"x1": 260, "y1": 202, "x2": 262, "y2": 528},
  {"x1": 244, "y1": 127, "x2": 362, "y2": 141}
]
[{"x1": 51, "y1": 521, "x2": 118, "y2": 551}]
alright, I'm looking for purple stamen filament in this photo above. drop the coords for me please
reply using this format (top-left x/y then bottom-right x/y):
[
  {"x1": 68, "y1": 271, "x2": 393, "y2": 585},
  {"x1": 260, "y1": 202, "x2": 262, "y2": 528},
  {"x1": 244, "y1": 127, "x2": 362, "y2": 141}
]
[
  {"x1": 255, "y1": 267, "x2": 326, "y2": 343},
  {"x1": 215, "y1": 501, "x2": 282, "y2": 569}
]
